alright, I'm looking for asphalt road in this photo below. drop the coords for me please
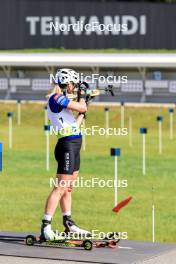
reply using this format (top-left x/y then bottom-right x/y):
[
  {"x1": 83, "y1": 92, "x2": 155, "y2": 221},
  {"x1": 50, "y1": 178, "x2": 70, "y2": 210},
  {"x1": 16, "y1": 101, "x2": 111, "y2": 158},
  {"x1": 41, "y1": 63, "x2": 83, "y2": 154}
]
[{"x1": 0, "y1": 231, "x2": 175, "y2": 264}]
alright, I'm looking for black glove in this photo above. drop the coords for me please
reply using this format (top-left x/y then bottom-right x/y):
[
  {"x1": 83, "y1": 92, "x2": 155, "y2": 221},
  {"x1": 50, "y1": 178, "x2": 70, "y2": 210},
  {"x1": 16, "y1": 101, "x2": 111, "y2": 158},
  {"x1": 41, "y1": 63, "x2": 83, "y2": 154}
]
[
  {"x1": 79, "y1": 81, "x2": 89, "y2": 91},
  {"x1": 77, "y1": 82, "x2": 90, "y2": 102}
]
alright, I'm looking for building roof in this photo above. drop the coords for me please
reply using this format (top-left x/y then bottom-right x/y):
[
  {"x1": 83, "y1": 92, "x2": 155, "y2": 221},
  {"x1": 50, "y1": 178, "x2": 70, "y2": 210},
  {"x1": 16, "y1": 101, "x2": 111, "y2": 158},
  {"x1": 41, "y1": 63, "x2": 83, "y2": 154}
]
[{"x1": 0, "y1": 53, "x2": 176, "y2": 68}]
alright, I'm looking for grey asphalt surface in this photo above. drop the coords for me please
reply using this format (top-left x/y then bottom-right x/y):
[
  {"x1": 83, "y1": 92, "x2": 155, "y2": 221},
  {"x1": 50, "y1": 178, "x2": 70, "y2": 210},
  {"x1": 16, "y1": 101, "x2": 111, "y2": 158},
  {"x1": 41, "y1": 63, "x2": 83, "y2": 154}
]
[
  {"x1": 0, "y1": 256, "x2": 87, "y2": 264},
  {"x1": 0, "y1": 232, "x2": 175, "y2": 264},
  {"x1": 137, "y1": 249, "x2": 176, "y2": 264}
]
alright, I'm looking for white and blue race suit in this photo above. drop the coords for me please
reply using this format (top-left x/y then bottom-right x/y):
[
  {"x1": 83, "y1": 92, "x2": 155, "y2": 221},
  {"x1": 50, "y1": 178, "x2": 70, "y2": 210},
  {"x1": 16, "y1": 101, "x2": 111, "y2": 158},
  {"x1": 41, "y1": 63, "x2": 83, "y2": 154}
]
[
  {"x1": 48, "y1": 93, "x2": 81, "y2": 139},
  {"x1": 48, "y1": 93, "x2": 82, "y2": 174}
]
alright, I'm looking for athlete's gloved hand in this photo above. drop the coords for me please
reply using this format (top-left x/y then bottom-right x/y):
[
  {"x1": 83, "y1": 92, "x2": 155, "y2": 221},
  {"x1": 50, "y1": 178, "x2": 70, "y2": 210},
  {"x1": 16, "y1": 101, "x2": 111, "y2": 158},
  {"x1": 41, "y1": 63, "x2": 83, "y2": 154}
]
[
  {"x1": 78, "y1": 112, "x2": 86, "y2": 119},
  {"x1": 77, "y1": 82, "x2": 92, "y2": 104},
  {"x1": 79, "y1": 81, "x2": 89, "y2": 92}
]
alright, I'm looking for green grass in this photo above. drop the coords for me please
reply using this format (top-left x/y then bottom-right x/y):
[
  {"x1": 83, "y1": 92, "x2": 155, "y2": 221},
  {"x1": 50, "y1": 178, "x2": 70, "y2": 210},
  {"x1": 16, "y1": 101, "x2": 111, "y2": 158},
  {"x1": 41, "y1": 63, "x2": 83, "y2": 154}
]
[
  {"x1": 0, "y1": 49, "x2": 176, "y2": 53},
  {"x1": 0, "y1": 103, "x2": 176, "y2": 243}
]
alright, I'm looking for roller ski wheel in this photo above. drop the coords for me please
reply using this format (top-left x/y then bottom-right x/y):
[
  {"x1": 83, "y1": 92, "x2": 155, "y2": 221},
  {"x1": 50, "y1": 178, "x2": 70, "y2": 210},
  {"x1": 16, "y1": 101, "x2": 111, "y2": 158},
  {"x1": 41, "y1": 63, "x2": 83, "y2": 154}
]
[
  {"x1": 106, "y1": 232, "x2": 120, "y2": 248},
  {"x1": 83, "y1": 240, "x2": 93, "y2": 251},
  {"x1": 26, "y1": 235, "x2": 36, "y2": 246},
  {"x1": 94, "y1": 232, "x2": 120, "y2": 249},
  {"x1": 107, "y1": 240, "x2": 117, "y2": 248}
]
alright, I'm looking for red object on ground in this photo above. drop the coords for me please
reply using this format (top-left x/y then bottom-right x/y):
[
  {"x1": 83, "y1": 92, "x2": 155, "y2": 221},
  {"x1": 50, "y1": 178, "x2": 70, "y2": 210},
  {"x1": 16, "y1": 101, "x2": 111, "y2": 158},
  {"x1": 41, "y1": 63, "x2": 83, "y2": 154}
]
[{"x1": 112, "y1": 196, "x2": 133, "y2": 213}]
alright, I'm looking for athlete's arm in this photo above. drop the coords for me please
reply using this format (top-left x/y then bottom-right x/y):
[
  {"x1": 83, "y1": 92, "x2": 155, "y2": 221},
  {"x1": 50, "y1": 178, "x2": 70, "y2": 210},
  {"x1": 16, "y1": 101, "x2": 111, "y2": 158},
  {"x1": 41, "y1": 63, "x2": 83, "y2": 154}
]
[
  {"x1": 76, "y1": 113, "x2": 85, "y2": 127},
  {"x1": 67, "y1": 98, "x2": 87, "y2": 113},
  {"x1": 52, "y1": 94, "x2": 87, "y2": 114}
]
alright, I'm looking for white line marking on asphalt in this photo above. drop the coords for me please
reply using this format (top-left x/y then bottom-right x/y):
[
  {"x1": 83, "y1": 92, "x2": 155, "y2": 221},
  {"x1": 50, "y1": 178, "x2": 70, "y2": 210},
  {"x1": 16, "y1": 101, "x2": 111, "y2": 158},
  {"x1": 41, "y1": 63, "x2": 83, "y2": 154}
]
[{"x1": 118, "y1": 246, "x2": 133, "y2": 249}]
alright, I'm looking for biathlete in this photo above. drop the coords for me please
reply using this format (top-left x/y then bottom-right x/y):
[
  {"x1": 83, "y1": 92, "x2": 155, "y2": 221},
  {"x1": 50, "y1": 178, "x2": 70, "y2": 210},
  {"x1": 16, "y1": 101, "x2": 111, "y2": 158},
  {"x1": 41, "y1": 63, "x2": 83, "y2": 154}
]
[{"x1": 40, "y1": 69, "x2": 90, "y2": 240}]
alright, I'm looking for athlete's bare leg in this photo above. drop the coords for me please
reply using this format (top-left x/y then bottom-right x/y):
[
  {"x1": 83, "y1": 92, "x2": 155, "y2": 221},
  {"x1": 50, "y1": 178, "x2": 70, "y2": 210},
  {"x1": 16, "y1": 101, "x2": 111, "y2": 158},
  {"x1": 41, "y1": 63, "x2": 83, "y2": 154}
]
[
  {"x1": 60, "y1": 171, "x2": 79, "y2": 214},
  {"x1": 45, "y1": 174, "x2": 76, "y2": 216}
]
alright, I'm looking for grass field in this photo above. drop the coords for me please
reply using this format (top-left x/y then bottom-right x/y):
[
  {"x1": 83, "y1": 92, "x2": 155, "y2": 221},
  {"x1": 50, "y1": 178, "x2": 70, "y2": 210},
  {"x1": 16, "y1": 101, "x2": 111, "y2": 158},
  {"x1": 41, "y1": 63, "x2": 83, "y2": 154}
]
[{"x1": 0, "y1": 102, "x2": 176, "y2": 243}]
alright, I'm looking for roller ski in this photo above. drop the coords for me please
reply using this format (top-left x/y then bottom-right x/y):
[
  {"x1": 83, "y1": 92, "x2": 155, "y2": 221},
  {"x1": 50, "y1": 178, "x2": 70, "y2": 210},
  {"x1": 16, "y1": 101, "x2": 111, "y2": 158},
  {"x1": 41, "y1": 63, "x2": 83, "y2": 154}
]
[
  {"x1": 90, "y1": 232, "x2": 120, "y2": 249},
  {"x1": 26, "y1": 217, "x2": 119, "y2": 250},
  {"x1": 26, "y1": 218, "x2": 92, "y2": 250},
  {"x1": 25, "y1": 218, "x2": 93, "y2": 250},
  {"x1": 25, "y1": 234, "x2": 93, "y2": 250},
  {"x1": 63, "y1": 216, "x2": 120, "y2": 248},
  {"x1": 25, "y1": 231, "x2": 120, "y2": 250}
]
